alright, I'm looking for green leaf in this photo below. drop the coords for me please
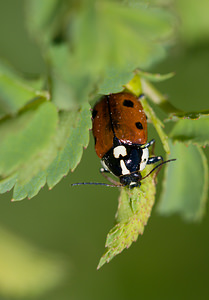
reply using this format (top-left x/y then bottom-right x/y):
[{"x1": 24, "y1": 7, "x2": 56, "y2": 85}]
[
  {"x1": 0, "y1": 62, "x2": 49, "y2": 117},
  {"x1": 136, "y1": 69, "x2": 175, "y2": 82},
  {"x1": 170, "y1": 117, "x2": 209, "y2": 146},
  {"x1": 0, "y1": 101, "x2": 58, "y2": 177},
  {"x1": 26, "y1": 1, "x2": 175, "y2": 103},
  {"x1": 10, "y1": 103, "x2": 91, "y2": 201},
  {"x1": 0, "y1": 174, "x2": 17, "y2": 194},
  {"x1": 12, "y1": 171, "x2": 46, "y2": 201},
  {"x1": 25, "y1": 0, "x2": 60, "y2": 44},
  {"x1": 46, "y1": 102, "x2": 91, "y2": 189},
  {"x1": 169, "y1": 110, "x2": 209, "y2": 120},
  {"x1": 71, "y1": 1, "x2": 174, "y2": 78},
  {"x1": 124, "y1": 73, "x2": 143, "y2": 97},
  {"x1": 49, "y1": 45, "x2": 95, "y2": 108},
  {"x1": 16, "y1": 139, "x2": 58, "y2": 186},
  {"x1": 97, "y1": 165, "x2": 156, "y2": 269},
  {"x1": 158, "y1": 141, "x2": 208, "y2": 221},
  {"x1": 15, "y1": 110, "x2": 71, "y2": 186},
  {"x1": 11, "y1": 111, "x2": 72, "y2": 200},
  {"x1": 98, "y1": 67, "x2": 134, "y2": 95}
]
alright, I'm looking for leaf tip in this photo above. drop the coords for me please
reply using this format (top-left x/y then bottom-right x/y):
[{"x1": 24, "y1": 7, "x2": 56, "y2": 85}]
[{"x1": 97, "y1": 258, "x2": 107, "y2": 270}]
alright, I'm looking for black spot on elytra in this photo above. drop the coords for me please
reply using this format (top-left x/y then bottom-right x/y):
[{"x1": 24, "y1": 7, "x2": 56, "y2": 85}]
[
  {"x1": 123, "y1": 99, "x2": 134, "y2": 108},
  {"x1": 135, "y1": 122, "x2": 143, "y2": 129},
  {"x1": 92, "y1": 109, "x2": 98, "y2": 119},
  {"x1": 94, "y1": 137, "x2": 97, "y2": 145}
]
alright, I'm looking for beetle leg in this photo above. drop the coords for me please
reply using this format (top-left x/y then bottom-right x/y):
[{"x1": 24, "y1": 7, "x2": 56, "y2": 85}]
[
  {"x1": 142, "y1": 139, "x2": 155, "y2": 149},
  {"x1": 147, "y1": 156, "x2": 164, "y2": 182},
  {"x1": 147, "y1": 155, "x2": 163, "y2": 165},
  {"x1": 100, "y1": 169, "x2": 121, "y2": 186}
]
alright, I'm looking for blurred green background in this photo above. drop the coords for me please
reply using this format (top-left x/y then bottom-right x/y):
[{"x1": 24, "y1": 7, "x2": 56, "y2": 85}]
[{"x1": 0, "y1": 0, "x2": 208, "y2": 299}]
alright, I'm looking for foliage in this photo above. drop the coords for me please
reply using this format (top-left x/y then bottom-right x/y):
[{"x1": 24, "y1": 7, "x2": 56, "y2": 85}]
[
  {"x1": 158, "y1": 141, "x2": 208, "y2": 221},
  {"x1": 0, "y1": 0, "x2": 175, "y2": 199},
  {"x1": 98, "y1": 164, "x2": 156, "y2": 269},
  {"x1": 0, "y1": 0, "x2": 208, "y2": 271},
  {"x1": 98, "y1": 73, "x2": 209, "y2": 268}
]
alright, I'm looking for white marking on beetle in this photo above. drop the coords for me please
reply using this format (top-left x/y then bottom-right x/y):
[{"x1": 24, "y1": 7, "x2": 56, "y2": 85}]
[
  {"x1": 120, "y1": 160, "x2": 130, "y2": 175},
  {"x1": 139, "y1": 147, "x2": 149, "y2": 171},
  {"x1": 113, "y1": 145, "x2": 127, "y2": 158}
]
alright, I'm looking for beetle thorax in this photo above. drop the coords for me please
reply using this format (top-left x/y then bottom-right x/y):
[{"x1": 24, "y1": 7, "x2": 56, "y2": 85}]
[{"x1": 102, "y1": 144, "x2": 149, "y2": 187}]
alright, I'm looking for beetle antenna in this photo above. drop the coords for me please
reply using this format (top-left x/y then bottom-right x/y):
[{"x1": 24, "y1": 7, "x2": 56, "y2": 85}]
[
  {"x1": 71, "y1": 182, "x2": 118, "y2": 188},
  {"x1": 72, "y1": 159, "x2": 176, "y2": 188},
  {"x1": 141, "y1": 159, "x2": 176, "y2": 180}
]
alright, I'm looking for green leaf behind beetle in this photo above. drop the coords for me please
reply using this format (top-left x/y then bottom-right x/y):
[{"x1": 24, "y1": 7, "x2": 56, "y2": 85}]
[
  {"x1": 158, "y1": 141, "x2": 208, "y2": 221},
  {"x1": 26, "y1": 0, "x2": 175, "y2": 105},
  {"x1": 11, "y1": 102, "x2": 91, "y2": 201},
  {"x1": 25, "y1": 0, "x2": 60, "y2": 44},
  {"x1": 13, "y1": 171, "x2": 46, "y2": 201},
  {"x1": 0, "y1": 62, "x2": 49, "y2": 118},
  {"x1": 46, "y1": 102, "x2": 91, "y2": 189},
  {"x1": 0, "y1": 173, "x2": 17, "y2": 194},
  {"x1": 170, "y1": 117, "x2": 209, "y2": 146},
  {"x1": 0, "y1": 101, "x2": 58, "y2": 178},
  {"x1": 169, "y1": 109, "x2": 209, "y2": 120}
]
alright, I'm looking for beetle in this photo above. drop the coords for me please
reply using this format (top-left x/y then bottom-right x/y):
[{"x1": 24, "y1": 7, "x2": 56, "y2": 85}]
[{"x1": 91, "y1": 92, "x2": 163, "y2": 189}]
